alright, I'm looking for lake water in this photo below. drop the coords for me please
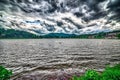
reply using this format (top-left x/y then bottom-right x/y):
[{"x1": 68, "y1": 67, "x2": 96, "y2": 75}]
[{"x1": 0, "y1": 39, "x2": 120, "y2": 80}]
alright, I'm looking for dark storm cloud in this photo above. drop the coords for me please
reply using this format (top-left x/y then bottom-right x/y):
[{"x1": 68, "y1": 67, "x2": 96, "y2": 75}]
[
  {"x1": 107, "y1": 0, "x2": 120, "y2": 20},
  {"x1": 108, "y1": 0, "x2": 120, "y2": 16},
  {"x1": 0, "y1": 0, "x2": 9, "y2": 4},
  {"x1": 63, "y1": 18, "x2": 83, "y2": 29},
  {"x1": 0, "y1": 0, "x2": 120, "y2": 20}
]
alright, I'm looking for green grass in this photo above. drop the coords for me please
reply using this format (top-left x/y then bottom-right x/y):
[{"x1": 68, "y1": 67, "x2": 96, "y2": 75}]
[
  {"x1": 72, "y1": 64, "x2": 120, "y2": 80},
  {"x1": 0, "y1": 66, "x2": 12, "y2": 80}
]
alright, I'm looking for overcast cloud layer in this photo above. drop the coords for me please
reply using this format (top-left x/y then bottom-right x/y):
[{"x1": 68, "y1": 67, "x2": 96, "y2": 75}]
[{"x1": 0, "y1": 0, "x2": 120, "y2": 35}]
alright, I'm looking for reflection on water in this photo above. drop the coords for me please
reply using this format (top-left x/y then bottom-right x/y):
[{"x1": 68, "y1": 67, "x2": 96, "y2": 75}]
[{"x1": 0, "y1": 39, "x2": 120, "y2": 79}]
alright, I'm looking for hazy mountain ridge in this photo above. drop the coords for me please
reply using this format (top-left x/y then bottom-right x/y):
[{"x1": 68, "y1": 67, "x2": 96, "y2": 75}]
[
  {"x1": 1, "y1": 28, "x2": 120, "y2": 39},
  {"x1": 0, "y1": 0, "x2": 120, "y2": 36}
]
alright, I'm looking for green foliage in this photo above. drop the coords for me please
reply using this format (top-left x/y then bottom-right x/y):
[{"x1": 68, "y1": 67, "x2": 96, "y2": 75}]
[
  {"x1": 0, "y1": 66, "x2": 12, "y2": 80},
  {"x1": 84, "y1": 70, "x2": 100, "y2": 80},
  {"x1": 101, "y1": 64, "x2": 120, "y2": 80},
  {"x1": 116, "y1": 34, "x2": 120, "y2": 39},
  {"x1": 0, "y1": 28, "x2": 40, "y2": 39},
  {"x1": 0, "y1": 27, "x2": 120, "y2": 39},
  {"x1": 72, "y1": 70, "x2": 100, "y2": 80},
  {"x1": 72, "y1": 64, "x2": 120, "y2": 80}
]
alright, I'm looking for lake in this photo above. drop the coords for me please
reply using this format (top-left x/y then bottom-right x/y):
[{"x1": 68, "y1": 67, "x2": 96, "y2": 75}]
[{"x1": 0, "y1": 39, "x2": 120, "y2": 80}]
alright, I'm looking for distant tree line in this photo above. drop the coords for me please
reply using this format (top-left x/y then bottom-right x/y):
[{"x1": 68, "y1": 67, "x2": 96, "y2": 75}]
[
  {"x1": 117, "y1": 34, "x2": 120, "y2": 39},
  {"x1": 0, "y1": 28, "x2": 41, "y2": 39},
  {"x1": 0, "y1": 28, "x2": 120, "y2": 39}
]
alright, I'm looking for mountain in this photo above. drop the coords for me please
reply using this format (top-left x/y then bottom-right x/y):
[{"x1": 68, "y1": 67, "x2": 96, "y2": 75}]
[
  {"x1": 43, "y1": 33, "x2": 76, "y2": 38},
  {"x1": 1, "y1": 28, "x2": 120, "y2": 39},
  {"x1": 0, "y1": 28, "x2": 40, "y2": 38},
  {"x1": 0, "y1": 0, "x2": 120, "y2": 37}
]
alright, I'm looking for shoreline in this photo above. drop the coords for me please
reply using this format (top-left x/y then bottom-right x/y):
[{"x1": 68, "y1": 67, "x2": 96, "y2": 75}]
[{"x1": 11, "y1": 68, "x2": 86, "y2": 80}]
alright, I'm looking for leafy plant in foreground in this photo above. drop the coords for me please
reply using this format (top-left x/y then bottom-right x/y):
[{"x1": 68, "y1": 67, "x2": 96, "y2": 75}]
[
  {"x1": 72, "y1": 70, "x2": 100, "y2": 80},
  {"x1": 72, "y1": 64, "x2": 120, "y2": 80},
  {"x1": 101, "y1": 64, "x2": 120, "y2": 80},
  {"x1": 0, "y1": 66, "x2": 12, "y2": 80}
]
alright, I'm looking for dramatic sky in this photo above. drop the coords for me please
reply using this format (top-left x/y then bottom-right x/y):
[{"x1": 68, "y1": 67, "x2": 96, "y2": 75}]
[{"x1": 0, "y1": 0, "x2": 120, "y2": 35}]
